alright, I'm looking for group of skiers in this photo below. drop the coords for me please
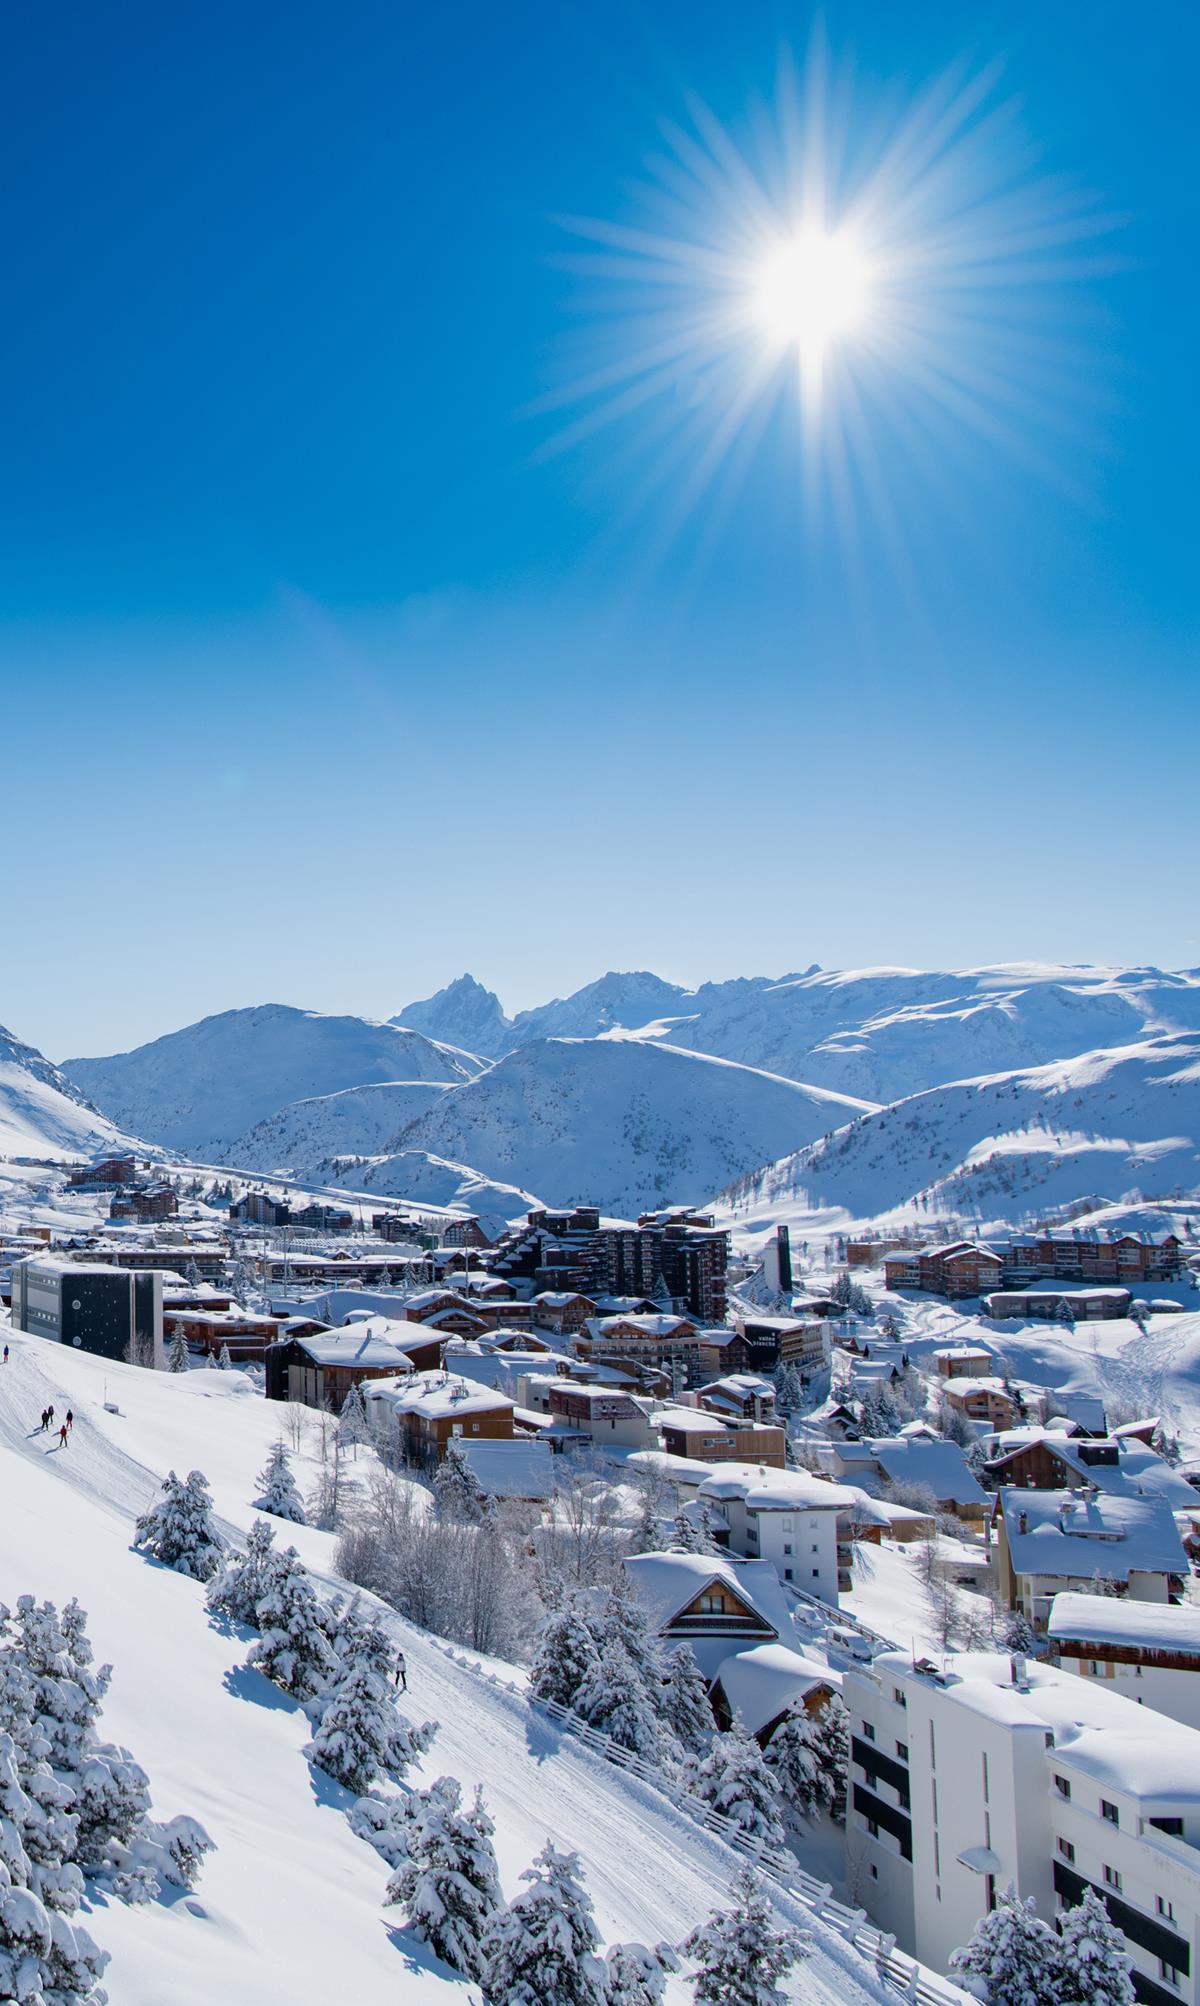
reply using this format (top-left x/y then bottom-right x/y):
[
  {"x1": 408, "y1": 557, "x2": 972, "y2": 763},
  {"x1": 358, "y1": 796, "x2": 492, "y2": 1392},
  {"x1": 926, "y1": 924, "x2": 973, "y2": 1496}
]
[{"x1": 39, "y1": 1405, "x2": 73, "y2": 1448}]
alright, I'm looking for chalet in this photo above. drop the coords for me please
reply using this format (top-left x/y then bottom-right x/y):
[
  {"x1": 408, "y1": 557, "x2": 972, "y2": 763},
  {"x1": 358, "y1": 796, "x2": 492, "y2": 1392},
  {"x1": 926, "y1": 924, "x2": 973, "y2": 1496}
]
[
  {"x1": 530, "y1": 1291, "x2": 597, "y2": 1335},
  {"x1": 441, "y1": 1215, "x2": 491, "y2": 1249},
  {"x1": 1000, "y1": 1230, "x2": 1184, "y2": 1285},
  {"x1": 264, "y1": 1321, "x2": 416, "y2": 1409},
  {"x1": 983, "y1": 1430, "x2": 1198, "y2": 1509},
  {"x1": 622, "y1": 1551, "x2": 792, "y2": 1678},
  {"x1": 941, "y1": 1376, "x2": 1017, "y2": 1430},
  {"x1": 983, "y1": 1287, "x2": 1131, "y2": 1321},
  {"x1": 709, "y1": 1643, "x2": 836, "y2": 1743},
  {"x1": 1048, "y1": 1591, "x2": 1200, "y2": 1728},
  {"x1": 885, "y1": 1241, "x2": 1004, "y2": 1300},
  {"x1": 934, "y1": 1344, "x2": 994, "y2": 1380},
  {"x1": 165, "y1": 1307, "x2": 295, "y2": 1363},
  {"x1": 362, "y1": 1371, "x2": 515, "y2": 1468},
  {"x1": 993, "y1": 1486, "x2": 1188, "y2": 1631},
  {"x1": 656, "y1": 1411, "x2": 787, "y2": 1470},
  {"x1": 695, "y1": 1374, "x2": 777, "y2": 1425},
  {"x1": 845, "y1": 1436, "x2": 988, "y2": 1525}
]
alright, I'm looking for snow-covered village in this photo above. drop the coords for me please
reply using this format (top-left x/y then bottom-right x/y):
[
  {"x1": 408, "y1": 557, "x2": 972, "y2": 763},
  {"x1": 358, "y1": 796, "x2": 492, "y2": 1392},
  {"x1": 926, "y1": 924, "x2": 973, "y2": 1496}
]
[{"x1": 2, "y1": 5, "x2": 1195, "y2": 2004}]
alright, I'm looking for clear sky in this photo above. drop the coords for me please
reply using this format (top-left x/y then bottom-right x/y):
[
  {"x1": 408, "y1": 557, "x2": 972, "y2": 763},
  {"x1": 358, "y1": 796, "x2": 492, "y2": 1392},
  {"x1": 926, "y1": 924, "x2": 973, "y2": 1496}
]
[{"x1": 1, "y1": 0, "x2": 1195, "y2": 1059}]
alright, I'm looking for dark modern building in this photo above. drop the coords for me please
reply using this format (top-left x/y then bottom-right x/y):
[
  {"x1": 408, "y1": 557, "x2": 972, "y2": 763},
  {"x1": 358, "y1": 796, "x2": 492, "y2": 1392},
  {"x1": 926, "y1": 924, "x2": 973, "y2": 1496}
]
[{"x1": 10, "y1": 1258, "x2": 163, "y2": 1368}]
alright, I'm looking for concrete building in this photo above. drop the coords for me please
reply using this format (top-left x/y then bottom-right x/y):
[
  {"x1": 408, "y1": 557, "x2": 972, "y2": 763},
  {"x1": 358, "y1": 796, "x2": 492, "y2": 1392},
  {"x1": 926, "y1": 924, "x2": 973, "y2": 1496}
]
[
  {"x1": 695, "y1": 1467, "x2": 857, "y2": 1604},
  {"x1": 10, "y1": 1256, "x2": 162, "y2": 1368},
  {"x1": 846, "y1": 1646, "x2": 1200, "y2": 2006},
  {"x1": 1049, "y1": 1593, "x2": 1200, "y2": 1730}
]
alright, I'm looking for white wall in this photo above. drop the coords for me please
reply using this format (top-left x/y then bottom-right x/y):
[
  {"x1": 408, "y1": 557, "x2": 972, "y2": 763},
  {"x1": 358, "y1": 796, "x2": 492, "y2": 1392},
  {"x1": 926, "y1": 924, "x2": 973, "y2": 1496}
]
[{"x1": 723, "y1": 1499, "x2": 841, "y2": 1604}]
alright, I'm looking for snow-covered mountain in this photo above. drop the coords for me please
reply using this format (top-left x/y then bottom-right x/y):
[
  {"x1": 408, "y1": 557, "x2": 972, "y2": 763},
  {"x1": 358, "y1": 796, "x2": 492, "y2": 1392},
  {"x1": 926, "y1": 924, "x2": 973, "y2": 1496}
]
[
  {"x1": 220, "y1": 1079, "x2": 455, "y2": 1178},
  {"x1": 717, "y1": 1032, "x2": 1200, "y2": 1237},
  {"x1": 396, "y1": 964, "x2": 1200, "y2": 1104},
  {"x1": 329, "y1": 1147, "x2": 545, "y2": 1239},
  {"x1": 0, "y1": 1022, "x2": 142, "y2": 1161},
  {"x1": 64, "y1": 1006, "x2": 483, "y2": 1158},
  {"x1": 380, "y1": 1037, "x2": 873, "y2": 1218}
]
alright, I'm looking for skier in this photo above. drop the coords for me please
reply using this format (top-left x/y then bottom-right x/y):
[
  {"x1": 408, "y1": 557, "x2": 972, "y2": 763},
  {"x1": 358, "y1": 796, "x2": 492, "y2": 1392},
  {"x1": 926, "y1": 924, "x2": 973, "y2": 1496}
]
[
  {"x1": 39, "y1": 1409, "x2": 48, "y2": 1433},
  {"x1": 393, "y1": 1649, "x2": 407, "y2": 1692},
  {"x1": 58, "y1": 1424, "x2": 68, "y2": 1449},
  {"x1": 3, "y1": 1345, "x2": 8, "y2": 1364},
  {"x1": 47, "y1": 1405, "x2": 54, "y2": 1425},
  {"x1": 65, "y1": 1410, "x2": 74, "y2": 1432}
]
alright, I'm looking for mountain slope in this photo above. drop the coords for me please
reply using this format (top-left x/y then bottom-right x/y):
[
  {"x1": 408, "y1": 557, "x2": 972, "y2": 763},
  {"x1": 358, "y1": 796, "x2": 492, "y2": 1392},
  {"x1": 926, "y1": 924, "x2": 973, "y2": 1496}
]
[
  {"x1": 717, "y1": 1033, "x2": 1200, "y2": 1235},
  {"x1": 0, "y1": 1021, "x2": 142, "y2": 1160},
  {"x1": 221, "y1": 1079, "x2": 456, "y2": 1178},
  {"x1": 393, "y1": 973, "x2": 513, "y2": 1058},
  {"x1": 384, "y1": 1037, "x2": 874, "y2": 1217},
  {"x1": 65, "y1": 1006, "x2": 484, "y2": 1157}
]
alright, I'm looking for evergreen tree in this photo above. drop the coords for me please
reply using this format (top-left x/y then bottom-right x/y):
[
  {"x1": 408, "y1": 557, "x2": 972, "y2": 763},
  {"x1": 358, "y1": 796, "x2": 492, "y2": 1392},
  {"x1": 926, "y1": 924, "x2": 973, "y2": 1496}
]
[
  {"x1": 207, "y1": 1518, "x2": 277, "y2": 1626},
  {"x1": 306, "y1": 1660, "x2": 434, "y2": 1793},
  {"x1": 386, "y1": 1776, "x2": 502, "y2": 1980},
  {"x1": 167, "y1": 1324, "x2": 190, "y2": 1374},
  {"x1": 528, "y1": 1597, "x2": 596, "y2": 1711},
  {"x1": 1058, "y1": 1888, "x2": 1134, "y2": 2006},
  {"x1": 807, "y1": 1694, "x2": 849, "y2": 1821},
  {"x1": 762, "y1": 1706, "x2": 823, "y2": 1820},
  {"x1": 217, "y1": 1342, "x2": 233, "y2": 1371},
  {"x1": 685, "y1": 1716, "x2": 785, "y2": 1851},
  {"x1": 248, "y1": 1547, "x2": 337, "y2": 1700},
  {"x1": 433, "y1": 1440, "x2": 486, "y2": 1524},
  {"x1": 669, "y1": 1508, "x2": 722, "y2": 1556},
  {"x1": 950, "y1": 1885, "x2": 1067, "y2": 2006},
  {"x1": 339, "y1": 1385, "x2": 371, "y2": 1458},
  {"x1": 605, "y1": 1941, "x2": 674, "y2": 2005},
  {"x1": 575, "y1": 1639, "x2": 668, "y2": 1764},
  {"x1": 680, "y1": 1863, "x2": 809, "y2": 2006},
  {"x1": 603, "y1": 1577, "x2": 665, "y2": 1693},
  {"x1": 132, "y1": 1470, "x2": 225, "y2": 1581},
  {"x1": 661, "y1": 1646, "x2": 713, "y2": 1755},
  {"x1": 480, "y1": 1843, "x2": 607, "y2": 2006},
  {"x1": 253, "y1": 1442, "x2": 306, "y2": 1524}
]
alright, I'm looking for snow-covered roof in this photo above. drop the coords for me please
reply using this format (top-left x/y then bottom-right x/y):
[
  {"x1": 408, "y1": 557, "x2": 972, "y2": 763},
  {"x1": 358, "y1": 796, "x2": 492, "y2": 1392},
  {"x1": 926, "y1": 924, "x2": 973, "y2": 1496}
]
[
  {"x1": 943, "y1": 1377, "x2": 1011, "y2": 1399},
  {"x1": 871, "y1": 1437, "x2": 988, "y2": 1506},
  {"x1": 1049, "y1": 1592, "x2": 1200, "y2": 1657},
  {"x1": 591, "y1": 1313, "x2": 693, "y2": 1338},
  {"x1": 362, "y1": 1372, "x2": 516, "y2": 1420},
  {"x1": 998, "y1": 1487, "x2": 1187, "y2": 1581},
  {"x1": 283, "y1": 1327, "x2": 413, "y2": 1369},
  {"x1": 696, "y1": 1468, "x2": 859, "y2": 1513},
  {"x1": 456, "y1": 1439, "x2": 556, "y2": 1500},
  {"x1": 623, "y1": 1553, "x2": 787, "y2": 1642},
  {"x1": 933, "y1": 1345, "x2": 994, "y2": 1361},
  {"x1": 711, "y1": 1644, "x2": 833, "y2": 1737}
]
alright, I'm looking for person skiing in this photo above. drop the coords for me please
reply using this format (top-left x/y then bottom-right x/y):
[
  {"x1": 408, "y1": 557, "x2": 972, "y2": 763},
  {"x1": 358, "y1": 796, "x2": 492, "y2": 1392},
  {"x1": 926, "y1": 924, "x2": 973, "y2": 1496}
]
[
  {"x1": 65, "y1": 1410, "x2": 74, "y2": 1432},
  {"x1": 393, "y1": 1649, "x2": 407, "y2": 1692},
  {"x1": 58, "y1": 1424, "x2": 68, "y2": 1449},
  {"x1": 39, "y1": 1408, "x2": 48, "y2": 1433},
  {"x1": 3, "y1": 1345, "x2": 8, "y2": 1364},
  {"x1": 47, "y1": 1405, "x2": 54, "y2": 1425}
]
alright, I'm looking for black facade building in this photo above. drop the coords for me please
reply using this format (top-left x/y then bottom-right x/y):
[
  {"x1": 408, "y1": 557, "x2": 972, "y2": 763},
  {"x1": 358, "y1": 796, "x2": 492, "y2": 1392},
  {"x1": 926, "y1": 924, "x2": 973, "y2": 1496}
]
[{"x1": 10, "y1": 1259, "x2": 163, "y2": 1369}]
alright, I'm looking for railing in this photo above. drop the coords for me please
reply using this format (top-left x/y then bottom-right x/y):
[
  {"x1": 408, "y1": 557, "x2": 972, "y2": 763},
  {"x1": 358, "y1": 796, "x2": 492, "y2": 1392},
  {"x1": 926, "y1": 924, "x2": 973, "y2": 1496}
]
[{"x1": 428, "y1": 1638, "x2": 970, "y2": 2006}]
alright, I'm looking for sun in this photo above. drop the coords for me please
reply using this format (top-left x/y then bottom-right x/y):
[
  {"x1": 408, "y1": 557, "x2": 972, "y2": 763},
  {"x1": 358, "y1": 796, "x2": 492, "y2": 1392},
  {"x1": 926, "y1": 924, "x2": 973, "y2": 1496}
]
[{"x1": 753, "y1": 228, "x2": 873, "y2": 363}]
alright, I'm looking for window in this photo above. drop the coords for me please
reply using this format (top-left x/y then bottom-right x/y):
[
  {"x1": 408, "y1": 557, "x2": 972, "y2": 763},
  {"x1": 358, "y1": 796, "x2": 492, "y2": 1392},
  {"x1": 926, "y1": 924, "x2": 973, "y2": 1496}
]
[
  {"x1": 783, "y1": 1543, "x2": 793, "y2": 1556},
  {"x1": 811, "y1": 1569, "x2": 819, "y2": 1579},
  {"x1": 862, "y1": 1722, "x2": 876, "y2": 1742},
  {"x1": 867, "y1": 1817, "x2": 879, "y2": 1839},
  {"x1": 1058, "y1": 1839, "x2": 1075, "y2": 1863},
  {"x1": 1160, "y1": 1962, "x2": 1183, "y2": 1991},
  {"x1": 1152, "y1": 1817, "x2": 1184, "y2": 1837},
  {"x1": 1158, "y1": 1897, "x2": 1176, "y2": 1922},
  {"x1": 896, "y1": 1742, "x2": 909, "y2": 1762},
  {"x1": 811, "y1": 1542, "x2": 819, "y2": 1553},
  {"x1": 1054, "y1": 1776, "x2": 1071, "y2": 1800},
  {"x1": 784, "y1": 1568, "x2": 793, "y2": 1582},
  {"x1": 1102, "y1": 1866, "x2": 1122, "y2": 1893},
  {"x1": 893, "y1": 1688, "x2": 907, "y2": 1708},
  {"x1": 982, "y1": 1754, "x2": 989, "y2": 1803},
  {"x1": 1101, "y1": 1800, "x2": 1119, "y2": 1827},
  {"x1": 869, "y1": 1863, "x2": 878, "y2": 1881}
]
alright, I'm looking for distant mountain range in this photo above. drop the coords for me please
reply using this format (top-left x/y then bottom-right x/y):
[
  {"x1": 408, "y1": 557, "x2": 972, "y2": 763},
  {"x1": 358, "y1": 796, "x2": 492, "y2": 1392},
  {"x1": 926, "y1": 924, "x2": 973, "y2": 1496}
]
[{"x1": 4, "y1": 961, "x2": 1191, "y2": 1234}]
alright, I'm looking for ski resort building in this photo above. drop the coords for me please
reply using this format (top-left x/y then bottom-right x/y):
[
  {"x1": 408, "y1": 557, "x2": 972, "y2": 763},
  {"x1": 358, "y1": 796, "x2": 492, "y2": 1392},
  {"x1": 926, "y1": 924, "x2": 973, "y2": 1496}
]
[
  {"x1": 884, "y1": 1242, "x2": 1004, "y2": 1300},
  {"x1": 708, "y1": 1642, "x2": 835, "y2": 1742},
  {"x1": 362, "y1": 1371, "x2": 515, "y2": 1467},
  {"x1": 694, "y1": 1466, "x2": 857, "y2": 1603},
  {"x1": 846, "y1": 1646, "x2": 1200, "y2": 2006},
  {"x1": 993, "y1": 1488, "x2": 1188, "y2": 1631},
  {"x1": 490, "y1": 1205, "x2": 730, "y2": 1320},
  {"x1": 10, "y1": 1255, "x2": 163, "y2": 1368},
  {"x1": 1048, "y1": 1594, "x2": 1200, "y2": 1729},
  {"x1": 264, "y1": 1321, "x2": 418, "y2": 1408},
  {"x1": 622, "y1": 1551, "x2": 792, "y2": 1679}
]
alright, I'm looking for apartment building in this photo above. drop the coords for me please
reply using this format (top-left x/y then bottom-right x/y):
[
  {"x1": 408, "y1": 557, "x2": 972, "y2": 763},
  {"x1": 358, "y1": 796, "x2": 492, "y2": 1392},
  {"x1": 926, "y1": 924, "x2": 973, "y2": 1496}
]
[
  {"x1": 694, "y1": 1467, "x2": 856, "y2": 1605},
  {"x1": 1048, "y1": 1594, "x2": 1200, "y2": 1731},
  {"x1": 846, "y1": 1647, "x2": 1200, "y2": 2006}
]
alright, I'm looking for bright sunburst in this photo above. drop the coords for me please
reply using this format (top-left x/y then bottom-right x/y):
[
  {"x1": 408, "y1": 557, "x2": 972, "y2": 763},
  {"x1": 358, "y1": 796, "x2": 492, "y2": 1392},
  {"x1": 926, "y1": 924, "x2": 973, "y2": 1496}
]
[{"x1": 535, "y1": 42, "x2": 1119, "y2": 562}]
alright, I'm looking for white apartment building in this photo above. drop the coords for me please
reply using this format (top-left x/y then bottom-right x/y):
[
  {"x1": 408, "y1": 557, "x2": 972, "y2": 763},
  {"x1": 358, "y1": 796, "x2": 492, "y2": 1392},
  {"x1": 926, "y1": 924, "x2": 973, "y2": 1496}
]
[
  {"x1": 845, "y1": 1647, "x2": 1200, "y2": 2006},
  {"x1": 696, "y1": 1467, "x2": 857, "y2": 1605},
  {"x1": 1049, "y1": 1593, "x2": 1200, "y2": 1730}
]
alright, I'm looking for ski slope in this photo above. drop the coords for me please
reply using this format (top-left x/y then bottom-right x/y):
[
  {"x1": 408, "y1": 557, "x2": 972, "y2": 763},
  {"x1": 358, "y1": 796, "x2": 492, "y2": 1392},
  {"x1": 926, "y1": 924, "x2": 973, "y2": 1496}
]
[{"x1": 0, "y1": 1326, "x2": 897, "y2": 2006}]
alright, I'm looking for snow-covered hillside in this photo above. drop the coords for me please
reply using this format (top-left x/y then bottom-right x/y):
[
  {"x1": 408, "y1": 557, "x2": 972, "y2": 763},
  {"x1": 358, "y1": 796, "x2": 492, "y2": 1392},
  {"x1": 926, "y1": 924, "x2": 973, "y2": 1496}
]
[
  {"x1": 326, "y1": 1149, "x2": 543, "y2": 1241},
  {"x1": 0, "y1": 1325, "x2": 896, "y2": 2006},
  {"x1": 222, "y1": 1079, "x2": 456, "y2": 1179},
  {"x1": 381, "y1": 1038, "x2": 873, "y2": 1219},
  {"x1": 0, "y1": 1021, "x2": 143, "y2": 1161},
  {"x1": 718, "y1": 1033, "x2": 1200, "y2": 1238},
  {"x1": 64, "y1": 1006, "x2": 483, "y2": 1158},
  {"x1": 397, "y1": 964, "x2": 1200, "y2": 1103}
]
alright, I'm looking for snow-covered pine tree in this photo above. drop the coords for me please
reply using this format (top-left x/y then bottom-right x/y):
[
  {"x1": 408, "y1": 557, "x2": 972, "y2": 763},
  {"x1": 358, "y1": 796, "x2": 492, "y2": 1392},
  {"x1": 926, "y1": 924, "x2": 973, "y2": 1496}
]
[
  {"x1": 807, "y1": 1693, "x2": 849, "y2": 1821},
  {"x1": 479, "y1": 1842, "x2": 608, "y2": 2006},
  {"x1": 253, "y1": 1441, "x2": 307, "y2": 1524},
  {"x1": 669, "y1": 1508, "x2": 722, "y2": 1556},
  {"x1": 603, "y1": 1575, "x2": 665, "y2": 1693},
  {"x1": 528, "y1": 1596, "x2": 596, "y2": 1711},
  {"x1": 605, "y1": 1941, "x2": 675, "y2": 2005},
  {"x1": 762, "y1": 1705, "x2": 823, "y2": 1820},
  {"x1": 680, "y1": 1863, "x2": 809, "y2": 2006},
  {"x1": 167, "y1": 1324, "x2": 190, "y2": 1373},
  {"x1": 0, "y1": 1727, "x2": 109, "y2": 2006},
  {"x1": 661, "y1": 1645, "x2": 714, "y2": 1754},
  {"x1": 950, "y1": 1884, "x2": 1066, "y2": 2006},
  {"x1": 432, "y1": 1439, "x2": 486, "y2": 1524},
  {"x1": 339, "y1": 1385, "x2": 370, "y2": 1458},
  {"x1": 217, "y1": 1342, "x2": 233, "y2": 1370},
  {"x1": 1057, "y1": 1887, "x2": 1134, "y2": 2006},
  {"x1": 206, "y1": 1518, "x2": 277, "y2": 1626},
  {"x1": 306, "y1": 1658, "x2": 434, "y2": 1793},
  {"x1": 132, "y1": 1469, "x2": 225, "y2": 1581},
  {"x1": 385, "y1": 1776, "x2": 502, "y2": 1980},
  {"x1": 685, "y1": 1715, "x2": 785, "y2": 1851},
  {"x1": 249, "y1": 1547, "x2": 337, "y2": 1700},
  {"x1": 575, "y1": 1638, "x2": 666, "y2": 1763}
]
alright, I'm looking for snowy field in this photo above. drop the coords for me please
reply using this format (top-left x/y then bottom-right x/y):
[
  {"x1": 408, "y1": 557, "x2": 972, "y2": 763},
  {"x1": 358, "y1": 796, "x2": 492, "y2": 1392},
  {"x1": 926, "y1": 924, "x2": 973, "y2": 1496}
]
[{"x1": 0, "y1": 1320, "x2": 898, "y2": 2006}]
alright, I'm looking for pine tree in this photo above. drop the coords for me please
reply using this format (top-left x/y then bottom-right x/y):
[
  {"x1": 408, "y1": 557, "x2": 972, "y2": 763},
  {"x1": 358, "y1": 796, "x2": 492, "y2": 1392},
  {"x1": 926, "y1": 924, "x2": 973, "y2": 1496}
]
[
  {"x1": 386, "y1": 1776, "x2": 502, "y2": 1980},
  {"x1": 603, "y1": 1577, "x2": 665, "y2": 1694},
  {"x1": 575, "y1": 1639, "x2": 667, "y2": 1764},
  {"x1": 807, "y1": 1694, "x2": 849, "y2": 1821},
  {"x1": 253, "y1": 1442, "x2": 307, "y2": 1524},
  {"x1": 217, "y1": 1342, "x2": 233, "y2": 1370},
  {"x1": 132, "y1": 1469, "x2": 225, "y2": 1581},
  {"x1": 207, "y1": 1518, "x2": 277, "y2": 1626},
  {"x1": 248, "y1": 1547, "x2": 337, "y2": 1700},
  {"x1": 339, "y1": 1385, "x2": 371, "y2": 1459},
  {"x1": 669, "y1": 1508, "x2": 722, "y2": 1556},
  {"x1": 950, "y1": 1885, "x2": 1067, "y2": 2006},
  {"x1": 763, "y1": 1706, "x2": 823, "y2": 1820},
  {"x1": 1057, "y1": 1888, "x2": 1134, "y2": 2006},
  {"x1": 167, "y1": 1324, "x2": 190, "y2": 1373},
  {"x1": 680, "y1": 1863, "x2": 809, "y2": 2006},
  {"x1": 433, "y1": 1440, "x2": 486, "y2": 1524},
  {"x1": 685, "y1": 1716, "x2": 785, "y2": 1851},
  {"x1": 306, "y1": 1660, "x2": 434, "y2": 1793},
  {"x1": 661, "y1": 1646, "x2": 713, "y2": 1754},
  {"x1": 479, "y1": 1842, "x2": 607, "y2": 2006},
  {"x1": 605, "y1": 1940, "x2": 674, "y2": 2005},
  {"x1": 528, "y1": 1597, "x2": 596, "y2": 1711}
]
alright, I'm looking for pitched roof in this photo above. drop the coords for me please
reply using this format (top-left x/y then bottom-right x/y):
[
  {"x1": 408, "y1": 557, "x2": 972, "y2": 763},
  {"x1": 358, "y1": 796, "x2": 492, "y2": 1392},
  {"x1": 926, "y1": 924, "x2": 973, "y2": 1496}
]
[
  {"x1": 998, "y1": 1486, "x2": 1187, "y2": 1581},
  {"x1": 711, "y1": 1643, "x2": 835, "y2": 1737}
]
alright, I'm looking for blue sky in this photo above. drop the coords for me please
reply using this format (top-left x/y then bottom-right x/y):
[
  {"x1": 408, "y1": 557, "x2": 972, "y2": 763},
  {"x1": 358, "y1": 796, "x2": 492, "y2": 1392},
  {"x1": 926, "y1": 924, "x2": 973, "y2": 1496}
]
[{"x1": 1, "y1": 1, "x2": 1195, "y2": 1058}]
